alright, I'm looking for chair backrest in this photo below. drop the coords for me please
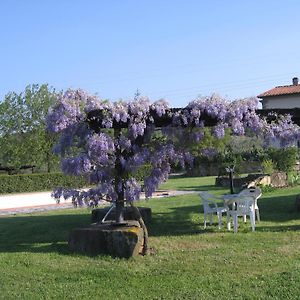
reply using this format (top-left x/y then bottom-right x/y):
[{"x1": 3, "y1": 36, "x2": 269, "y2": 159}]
[
  {"x1": 199, "y1": 191, "x2": 217, "y2": 213},
  {"x1": 235, "y1": 196, "x2": 255, "y2": 216},
  {"x1": 239, "y1": 187, "x2": 262, "y2": 200},
  {"x1": 252, "y1": 187, "x2": 262, "y2": 200}
]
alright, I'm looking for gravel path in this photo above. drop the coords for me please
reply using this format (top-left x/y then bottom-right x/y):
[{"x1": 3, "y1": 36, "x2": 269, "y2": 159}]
[{"x1": 0, "y1": 190, "x2": 197, "y2": 216}]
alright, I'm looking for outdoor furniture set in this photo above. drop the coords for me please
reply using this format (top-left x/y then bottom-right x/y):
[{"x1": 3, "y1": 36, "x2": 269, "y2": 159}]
[{"x1": 200, "y1": 187, "x2": 262, "y2": 233}]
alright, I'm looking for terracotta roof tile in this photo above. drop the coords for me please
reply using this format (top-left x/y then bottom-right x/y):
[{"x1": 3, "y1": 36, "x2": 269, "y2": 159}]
[{"x1": 258, "y1": 84, "x2": 300, "y2": 98}]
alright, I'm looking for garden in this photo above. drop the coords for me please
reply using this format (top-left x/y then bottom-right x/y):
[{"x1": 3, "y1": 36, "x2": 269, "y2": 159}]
[
  {"x1": 1, "y1": 86, "x2": 300, "y2": 299},
  {"x1": 0, "y1": 175, "x2": 300, "y2": 299}
]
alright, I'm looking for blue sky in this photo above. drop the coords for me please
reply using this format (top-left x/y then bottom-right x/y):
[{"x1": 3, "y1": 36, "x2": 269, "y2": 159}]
[{"x1": 1, "y1": 0, "x2": 300, "y2": 107}]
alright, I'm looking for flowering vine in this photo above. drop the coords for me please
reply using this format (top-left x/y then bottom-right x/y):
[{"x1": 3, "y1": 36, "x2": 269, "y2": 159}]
[{"x1": 47, "y1": 90, "x2": 300, "y2": 208}]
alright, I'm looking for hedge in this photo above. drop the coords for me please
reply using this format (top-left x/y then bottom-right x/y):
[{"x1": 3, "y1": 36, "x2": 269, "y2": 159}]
[
  {"x1": 0, "y1": 165, "x2": 159, "y2": 194},
  {"x1": 134, "y1": 164, "x2": 152, "y2": 181},
  {"x1": 0, "y1": 172, "x2": 88, "y2": 194}
]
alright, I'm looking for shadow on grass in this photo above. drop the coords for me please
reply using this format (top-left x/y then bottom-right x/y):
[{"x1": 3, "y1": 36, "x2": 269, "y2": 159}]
[
  {"x1": 173, "y1": 185, "x2": 225, "y2": 192},
  {"x1": 258, "y1": 194, "x2": 300, "y2": 223},
  {"x1": 0, "y1": 203, "x2": 209, "y2": 254},
  {"x1": 1, "y1": 192, "x2": 300, "y2": 254},
  {"x1": 0, "y1": 213, "x2": 91, "y2": 255},
  {"x1": 257, "y1": 224, "x2": 300, "y2": 232},
  {"x1": 148, "y1": 203, "x2": 207, "y2": 237},
  {"x1": 149, "y1": 193, "x2": 300, "y2": 236}
]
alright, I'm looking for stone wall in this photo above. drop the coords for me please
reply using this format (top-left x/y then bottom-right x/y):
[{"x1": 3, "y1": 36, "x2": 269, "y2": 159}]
[
  {"x1": 187, "y1": 161, "x2": 261, "y2": 177},
  {"x1": 215, "y1": 172, "x2": 287, "y2": 189}
]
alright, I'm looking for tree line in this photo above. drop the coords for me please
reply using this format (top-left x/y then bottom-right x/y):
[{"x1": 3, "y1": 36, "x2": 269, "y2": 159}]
[{"x1": 0, "y1": 84, "x2": 59, "y2": 173}]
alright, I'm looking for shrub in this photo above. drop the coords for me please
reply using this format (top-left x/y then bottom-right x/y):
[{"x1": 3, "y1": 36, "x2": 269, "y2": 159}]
[
  {"x1": 0, "y1": 172, "x2": 88, "y2": 194},
  {"x1": 135, "y1": 164, "x2": 152, "y2": 181},
  {"x1": 261, "y1": 159, "x2": 275, "y2": 174},
  {"x1": 289, "y1": 173, "x2": 300, "y2": 186},
  {"x1": 258, "y1": 184, "x2": 277, "y2": 193},
  {"x1": 268, "y1": 147, "x2": 298, "y2": 174}
]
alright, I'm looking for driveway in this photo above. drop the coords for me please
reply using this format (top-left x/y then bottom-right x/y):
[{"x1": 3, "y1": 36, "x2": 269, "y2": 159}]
[{"x1": 0, "y1": 190, "x2": 197, "y2": 216}]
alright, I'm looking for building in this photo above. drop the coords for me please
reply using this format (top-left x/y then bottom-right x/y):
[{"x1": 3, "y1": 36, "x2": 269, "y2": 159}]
[{"x1": 258, "y1": 77, "x2": 300, "y2": 109}]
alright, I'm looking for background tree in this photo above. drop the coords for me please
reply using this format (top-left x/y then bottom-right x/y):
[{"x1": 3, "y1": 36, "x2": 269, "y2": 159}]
[
  {"x1": 0, "y1": 84, "x2": 59, "y2": 172},
  {"x1": 267, "y1": 147, "x2": 298, "y2": 175}
]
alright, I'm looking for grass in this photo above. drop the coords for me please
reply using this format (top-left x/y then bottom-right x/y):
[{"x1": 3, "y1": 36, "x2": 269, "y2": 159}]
[
  {"x1": 160, "y1": 174, "x2": 221, "y2": 191},
  {"x1": 1, "y1": 176, "x2": 300, "y2": 299}
]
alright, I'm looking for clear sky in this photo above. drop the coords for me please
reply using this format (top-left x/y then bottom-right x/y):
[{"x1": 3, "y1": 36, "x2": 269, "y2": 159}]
[{"x1": 1, "y1": 0, "x2": 300, "y2": 107}]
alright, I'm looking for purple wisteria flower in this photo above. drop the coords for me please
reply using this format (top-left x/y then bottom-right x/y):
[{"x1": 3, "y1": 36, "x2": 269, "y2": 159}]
[
  {"x1": 202, "y1": 148, "x2": 218, "y2": 159},
  {"x1": 61, "y1": 154, "x2": 91, "y2": 176},
  {"x1": 87, "y1": 133, "x2": 115, "y2": 166},
  {"x1": 213, "y1": 123, "x2": 227, "y2": 139},
  {"x1": 125, "y1": 178, "x2": 141, "y2": 202},
  {"x1": 47, "y1": 89, "x2": 300, "y2": 209},
  {"x1": 151, "y1": 99, "x2": 169, "y2": 117}
]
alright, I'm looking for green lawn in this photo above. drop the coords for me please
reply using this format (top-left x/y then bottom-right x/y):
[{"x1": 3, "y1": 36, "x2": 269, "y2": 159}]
[{"x1": 1, "y1": 176, "x2": 300, "y2": 299}]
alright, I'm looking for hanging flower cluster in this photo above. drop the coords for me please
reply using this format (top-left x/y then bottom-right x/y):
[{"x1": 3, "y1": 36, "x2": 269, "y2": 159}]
[
  {"x1": 47, "y1": 89, "x2": 300, "y2": 206},
  {"x1": 264, "y1": 113, "x2": 300, "y2": 147},
  {"x1": 47, "y1": 90, "x2": 191, "y2": 205}
]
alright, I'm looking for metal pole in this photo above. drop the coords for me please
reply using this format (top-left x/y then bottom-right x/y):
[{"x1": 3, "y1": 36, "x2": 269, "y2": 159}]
[
  {"x1": 229, "y1": 168, "x2": 234, "y2": 194},
  {"x1": 226, "y1": 165, "x2": 235, "y2": 194}
]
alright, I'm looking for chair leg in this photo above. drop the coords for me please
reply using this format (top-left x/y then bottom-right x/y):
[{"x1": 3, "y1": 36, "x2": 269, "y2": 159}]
[
  {"x1": 209, "y1": 213, "x2": 213, "y2": 225},
  {"x1": 250, "y1": 211, "x2": 255, "y2": 232},
  {"x1": 227, "y1": 213, "x2": 231, "y2": 230},
  {"x1": 256, "y1": 208, "x2": 260, "y2": 222},
  {"x1": 217, "y1": 211, "x2": 222, "y2": 229},
  {"x1": 204, "y1": 213, "x2": 207, "y2": 229},
  {"x1": 243, "y1": 214, "x2": 247, "y2": 223},
  {"x1": 233, "y1": 215, "x2": 238, "y2": 233}
]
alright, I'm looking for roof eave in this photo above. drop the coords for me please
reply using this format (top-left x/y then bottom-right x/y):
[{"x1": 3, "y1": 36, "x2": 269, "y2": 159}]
[{"x1": 257, "y1": 92, "x2": 300, "y2": 98}]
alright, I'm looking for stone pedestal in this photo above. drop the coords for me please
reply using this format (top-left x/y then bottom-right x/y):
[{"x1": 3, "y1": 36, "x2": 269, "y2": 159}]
[
  {"x1": 68, "y1": 221, "x2": 144, "y2": 258},
  {"x1": 91, "y1": 206, "x2": 152, "y2": 224}
]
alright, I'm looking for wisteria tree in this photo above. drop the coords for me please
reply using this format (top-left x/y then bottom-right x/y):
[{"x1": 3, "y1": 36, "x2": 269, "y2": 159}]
[{"x1": 46, "y1": 91, "x2": 300, "y2": 226}]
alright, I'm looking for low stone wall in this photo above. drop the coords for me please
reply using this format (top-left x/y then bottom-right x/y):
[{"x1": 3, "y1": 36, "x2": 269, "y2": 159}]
[
  {"x1": 187, "y1": 161, "x2": 261, "y2": 177},
  {"x1": 269, "y1": 172, "x2": 287, "y2": 187},
  {"x1": 215, "y1": 172, "x2": 287, "y2": 189}
]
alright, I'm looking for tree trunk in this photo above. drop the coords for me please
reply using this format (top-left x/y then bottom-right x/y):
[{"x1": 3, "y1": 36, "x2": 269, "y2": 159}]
[{"x1": 114, "y1": 127, "x2": 125, "y2": 224}]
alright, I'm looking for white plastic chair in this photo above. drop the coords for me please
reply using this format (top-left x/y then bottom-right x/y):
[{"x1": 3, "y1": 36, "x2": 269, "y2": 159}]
[
  {"x1": 226, "y1": 196, "x2": 256, "y2": 233},
  {"x1": 223, "y1": 187, "x2": 262, "y2": 222},
  {"x1": 238, "y1": 187, "x2": 262, "y2": 222},
  {"x1": 200, "y1": 191, "x2": 228, "y2": 229}
]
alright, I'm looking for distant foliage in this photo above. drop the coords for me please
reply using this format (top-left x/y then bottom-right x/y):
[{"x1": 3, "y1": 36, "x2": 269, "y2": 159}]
[
  {"x1": 0, "y1": 173, "x2": 87, "y2": 194},
  {"x1": 258, "y1": 184, "x2": 277, "y2": 194},
  {"x1": 0, "y1": 84, "x2": 60, "y2": 172},
  {"x1": 289, "y1": 173, "x2": 300, "y2": 186},
  {"x1": 261, "y1": 159, "x2": 275, "y2": 174},
  {"x1": 268, "y1": 147, "x2": 298, "y2": 173}
]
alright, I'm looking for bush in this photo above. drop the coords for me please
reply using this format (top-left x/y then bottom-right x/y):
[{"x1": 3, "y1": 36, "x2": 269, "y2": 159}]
[
  {"x1": 258, "y1": 184, "x2": 277, "y2": 194},
  {"x1": 268, "y1": 147, "x2": 298, "y2": 174},
  {"x1": 134, "y1": 164, "x2": 152, "y2": 181},
  {"x1": 261, "y1": 159, "x2": 275, "y2": 174},
  {"x1": 0, "y1": 172, "x2": 88, "y2": 194},
  {"x1": 289, "y1": 172, "x2": 300, "y2": 186}
]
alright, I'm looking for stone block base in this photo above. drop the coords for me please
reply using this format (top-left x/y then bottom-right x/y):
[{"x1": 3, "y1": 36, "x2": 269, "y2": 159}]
[
  {"x1": 91, "y1": 206, "x2": 152, "y2": 224},
  {"x1": 68, "y1": 221, "x2": 144, "y2": 258}
]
